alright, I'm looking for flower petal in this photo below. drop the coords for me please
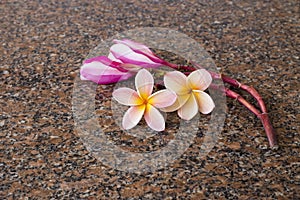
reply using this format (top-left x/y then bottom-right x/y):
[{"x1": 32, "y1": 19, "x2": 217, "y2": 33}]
[
  {"x1": 114, "y1": 39, "x2": 153, "y2": 55},
  {"x1": 112, "y1": 88, "x2": 144, "y2": 106},
  {"x1": 110, "y1": 43, "x2": 161, "y2": 68},
  {"x1": 80, "y1": 74, "x2": 89, "y2": 80},
  {"x1": 148, "y1": 89, "x2": 177, "y2": 108},
  {"x1": 122, "y1": 105, "x2": 146, "y2": 130},
  {"x1": 178, "y1": 93, "x2": 198, "y2": 120},
  {"x1": 80, "y1": 62, "x2": 133, "y2": 84},
  {"x1": 160, "y1": 94, "x2": 190, "y2": 112},
  {"x1": 193, "y1": 90, "x2": 215, "y2": 114},
  {"x1": 144, "y1": 104, "x2": 165, "y2": 131},
  {"x1": 84, "y1": 55, "x2": 112, "y2": 64},
  {"x1": 164, "y1": 71, "x2": 189, "y2": 95},
  {"x1": 187, "y1": 69, "x2": 212, "y2": 91},
  {"x1": 113, "y1": 39, "x2": 164, "y2": 64},
  {"x1": 108, "y1": 52, "x2": 123, "y2": 63},
  {"x1": 135, "y1": 69, "x2": 154, "y2": 100},
  {"x1": 84, "y1": 56, "x2": 128, "y2": 72},
  {"x1": 120, "y1": 63, "x2": 141, "y2": 72}
]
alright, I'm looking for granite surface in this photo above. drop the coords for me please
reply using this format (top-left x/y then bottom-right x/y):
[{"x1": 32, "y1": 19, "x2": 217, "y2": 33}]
[{"x1": 0, "y1": 0, "x2": 299, "y2": 199}]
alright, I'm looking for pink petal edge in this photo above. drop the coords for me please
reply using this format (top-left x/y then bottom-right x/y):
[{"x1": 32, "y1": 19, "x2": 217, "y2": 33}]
[
  {"x1": 113, "y1": 39, "x2": 164, "y2": 64},
  {"x1": 110, "y1": 43, "x2": 161, "y2": 68},
  {"x1": 113, "y1": 39, "x2": 153, "y2": 55},
  {"x1": 80, "y1": 62, "x2": 134, "y2": 84}
]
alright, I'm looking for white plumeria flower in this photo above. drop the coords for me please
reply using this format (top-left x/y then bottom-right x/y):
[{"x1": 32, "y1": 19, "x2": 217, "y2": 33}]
[
  {"x1": 162, "y1": 69, "x2": 215, "y2": 120},
  {"x1": 112, "y1": 69, "x2": 177, "y2": 131}
]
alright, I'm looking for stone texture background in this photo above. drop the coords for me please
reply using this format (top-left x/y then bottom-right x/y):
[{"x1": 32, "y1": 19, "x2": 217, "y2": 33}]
[{"x1": 0, "y1": 0, "x2": 299, "y2": 199}]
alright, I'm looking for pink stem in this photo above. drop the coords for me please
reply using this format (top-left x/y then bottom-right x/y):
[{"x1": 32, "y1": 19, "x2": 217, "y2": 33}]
[
  {"x1": 210, "y1": 84, "x2": 261, "y2": 116},
  {"x1": 219, "y1": 74, "x2": 267, "y2": 113},
  {"x1": 211, "y1": 74, "x2": 277, "y2": 147},
  {"x1": 225, "y1": 88, "x2": 261, "y2": 116},
  {"x1": 224, "y1": 88, "x2": 277, "y2": 147},
  {"x1": 259, "y1": 113, "x2": 277, "y2": 147}
]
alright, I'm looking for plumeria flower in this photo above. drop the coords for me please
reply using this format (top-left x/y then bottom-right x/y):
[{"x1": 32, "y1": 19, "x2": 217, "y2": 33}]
[
  {"x1": 110, "y1": 39, "x2": 166, "y2": 68},
  {"x1": 80, "y1": 39, "x2": 165, "y2": 84},
  {"x1": 80, "y1": 56, "x2": 140, "y2": 84},
  {"x1": 112, "y1": 69, "x2": 177, "y2": 131},
  {"x1": 162, "y1": 69, "x2": 215, "y2": 120}
]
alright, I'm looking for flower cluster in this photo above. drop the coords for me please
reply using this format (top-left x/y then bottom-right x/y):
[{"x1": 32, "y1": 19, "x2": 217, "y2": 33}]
[
  {"x1": 80, "y1": 39, "x2": 277, "y2": 146},
  {"x1": 80, "y1": 39, "x2": 166, "y2": 84},
  {"x1": 112, "y1": 69, "x2": 214, "y2": 131},
  {"x1": 80, "y1": 39, "x2": 214, "y2": 131}
]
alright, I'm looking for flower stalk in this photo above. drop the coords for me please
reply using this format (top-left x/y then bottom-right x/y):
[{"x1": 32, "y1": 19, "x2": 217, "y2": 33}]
[
  {"x1": 215, "y1": 74, "x2": 277, "y2": 147},
  {"x1": 224, "y1": 88, "x2": 277, "y2": 147}
]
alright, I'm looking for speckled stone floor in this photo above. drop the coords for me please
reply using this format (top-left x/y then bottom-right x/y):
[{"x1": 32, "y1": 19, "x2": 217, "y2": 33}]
[{"x1": 1, "y1": 0, "x2": 299, "y2": 199}]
